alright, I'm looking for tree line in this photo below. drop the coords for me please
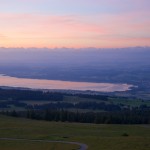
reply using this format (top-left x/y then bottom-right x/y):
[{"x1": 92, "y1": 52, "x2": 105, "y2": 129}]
[
  {"x1": 0, "y1": 88, "x2": 63, "y2": 101},
  {"x1": 1, "y1": 109, "x2": 150, "y2": 124}
]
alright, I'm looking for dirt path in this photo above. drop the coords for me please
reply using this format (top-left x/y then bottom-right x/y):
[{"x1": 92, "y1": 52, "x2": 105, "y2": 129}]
[{"x1": 0, "y1": 138, "x2": 88, "y2": 150}]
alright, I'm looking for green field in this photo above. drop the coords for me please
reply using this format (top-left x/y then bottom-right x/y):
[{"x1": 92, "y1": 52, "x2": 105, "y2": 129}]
[
  {"x1": 109, "y1": 97, "x2": 150, "y2": 107},
  {"x1": 0, "y1": 115, "x2": 150, "y2": 150},
  {"x1": 1, "y1": 87, "x2": 150, "y2": 113},
  {"x1": 64, "y1": 95, "x2": 150, "y2": 106}
]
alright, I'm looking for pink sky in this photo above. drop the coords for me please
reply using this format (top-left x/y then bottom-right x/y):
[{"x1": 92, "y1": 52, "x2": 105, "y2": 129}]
[{"x1": 0, "y1": 0, "x2": 149, "y2": 48}]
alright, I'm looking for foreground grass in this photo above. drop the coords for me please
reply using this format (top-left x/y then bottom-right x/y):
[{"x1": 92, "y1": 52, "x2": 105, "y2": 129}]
[
  {"x1": 0, "y1": 141, "x2": 78, "y2": 150},
  {"x1": 0, "y1": 115, "x2": 150, "y2": 150}
]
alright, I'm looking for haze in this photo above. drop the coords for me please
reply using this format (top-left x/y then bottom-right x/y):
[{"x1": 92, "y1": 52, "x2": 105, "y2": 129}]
[{"x1": 0, "y1": 47, "x2": 150, "y2": 85}]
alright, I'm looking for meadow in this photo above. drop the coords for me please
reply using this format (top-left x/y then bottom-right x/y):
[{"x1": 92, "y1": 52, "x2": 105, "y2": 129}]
[{"x1": 0, "y1": 115, "x2": 150, "y2": 150}]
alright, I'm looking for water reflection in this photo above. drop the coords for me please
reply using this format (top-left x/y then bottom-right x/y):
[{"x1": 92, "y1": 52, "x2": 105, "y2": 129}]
[{"x1": 0, "y1": 74, "x2": 133, "y2": 92}]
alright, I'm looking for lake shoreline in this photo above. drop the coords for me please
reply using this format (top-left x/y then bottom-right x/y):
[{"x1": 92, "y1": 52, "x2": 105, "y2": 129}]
[{"x1": 0, "y1": 74, "x2": 136, "y2": 93}]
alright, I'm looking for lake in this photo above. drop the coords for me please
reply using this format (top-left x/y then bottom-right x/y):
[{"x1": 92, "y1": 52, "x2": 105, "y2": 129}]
[{"x1": 0, "y1": 74, "x2": 134, "y2": 92}]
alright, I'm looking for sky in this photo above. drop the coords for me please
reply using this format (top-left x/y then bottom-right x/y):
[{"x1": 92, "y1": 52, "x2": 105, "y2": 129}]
[{"x1": 0, "y1": 0, "x2": 150, "y2": 48}]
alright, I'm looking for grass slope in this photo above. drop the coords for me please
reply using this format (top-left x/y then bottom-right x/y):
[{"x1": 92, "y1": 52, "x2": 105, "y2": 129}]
[
  {"x1": 0, "y1": 140, "x2": 78, "y2": 150},
  {"x1": 0, "y1": 115, "x2": 150, "y2": 150}
]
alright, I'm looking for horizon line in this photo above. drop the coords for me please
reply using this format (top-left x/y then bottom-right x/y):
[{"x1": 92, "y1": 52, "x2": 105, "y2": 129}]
[{"x1": 0, "y1": 46, "x2": 149, "y2": 50}]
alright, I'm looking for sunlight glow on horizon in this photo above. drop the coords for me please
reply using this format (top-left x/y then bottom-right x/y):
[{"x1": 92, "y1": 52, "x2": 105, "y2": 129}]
[{"x1": 0, "y1": 0, "x2": 149, "y2": 48}]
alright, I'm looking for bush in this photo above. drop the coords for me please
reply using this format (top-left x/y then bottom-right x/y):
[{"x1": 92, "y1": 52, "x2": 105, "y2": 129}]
[{"x1": 122, "y1": 133, "x2": 129, "y2": 136}]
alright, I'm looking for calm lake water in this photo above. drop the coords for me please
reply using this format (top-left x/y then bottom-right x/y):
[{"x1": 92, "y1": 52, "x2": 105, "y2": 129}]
[{"x1": 0, "y1": 74, "x2": 134, "y2": 92}]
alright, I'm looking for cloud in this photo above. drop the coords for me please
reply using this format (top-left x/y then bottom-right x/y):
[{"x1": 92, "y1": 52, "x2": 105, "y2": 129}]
[{"x1": 0, "y1": 11, "x2": 149, "y2": 48}]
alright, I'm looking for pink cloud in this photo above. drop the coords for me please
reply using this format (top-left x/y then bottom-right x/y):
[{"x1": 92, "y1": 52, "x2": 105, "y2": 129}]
[{"x1": 0, "y1": 12, "x2": 149, "y2": 48}]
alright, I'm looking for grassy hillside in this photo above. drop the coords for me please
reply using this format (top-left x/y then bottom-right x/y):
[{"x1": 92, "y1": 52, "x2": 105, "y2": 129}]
[
  {"x1": 0, "y1": 141, "x2": 78, "y2": 150},
  {"x1": 0, "y1": 115, "x2": 150, "y2": 150}
]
